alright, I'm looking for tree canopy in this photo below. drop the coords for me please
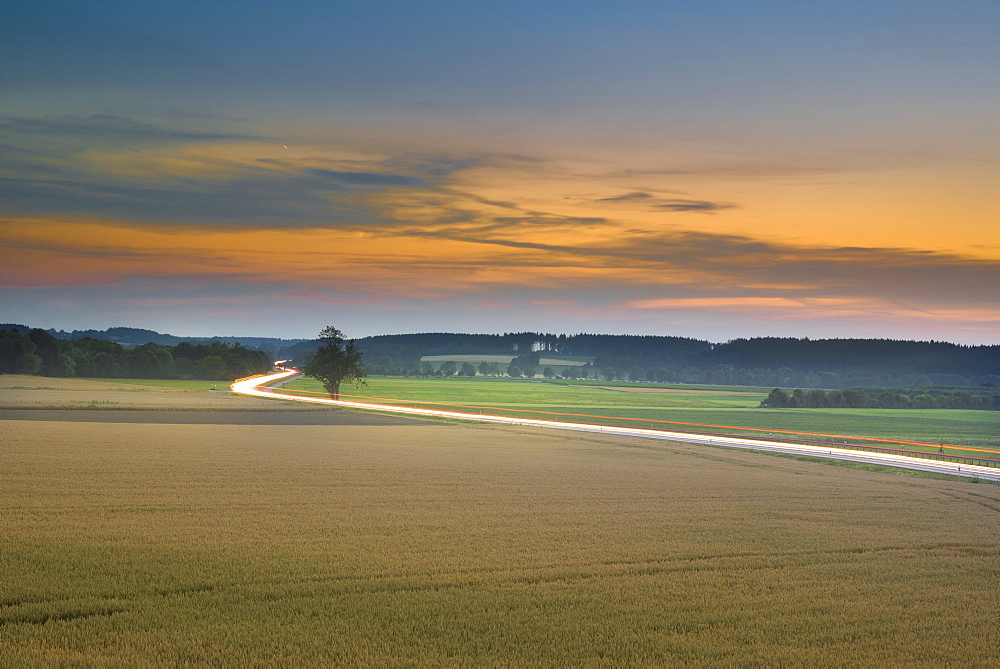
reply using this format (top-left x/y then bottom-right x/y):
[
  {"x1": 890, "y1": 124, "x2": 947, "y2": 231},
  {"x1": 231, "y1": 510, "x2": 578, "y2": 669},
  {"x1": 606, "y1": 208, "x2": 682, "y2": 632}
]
[
  {"x1": 760, "y1": 385, "x2": 999, "y2": 411},
  {"x1": 303, "y1": 327, "x2": 366, "y2": 399},
  {"x1": 0, "y1": 328, "x2": 269, "y2": 380},
  {"x1": 280, "y1": 332, "x2": 999, "y2": 388}
]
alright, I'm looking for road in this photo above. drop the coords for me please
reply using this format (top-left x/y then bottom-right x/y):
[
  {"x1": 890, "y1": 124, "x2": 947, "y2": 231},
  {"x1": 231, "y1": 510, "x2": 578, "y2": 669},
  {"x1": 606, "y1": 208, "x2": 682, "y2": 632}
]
[{"x1": 232, "y1": 369, "x2": 1000, "y2": 483}]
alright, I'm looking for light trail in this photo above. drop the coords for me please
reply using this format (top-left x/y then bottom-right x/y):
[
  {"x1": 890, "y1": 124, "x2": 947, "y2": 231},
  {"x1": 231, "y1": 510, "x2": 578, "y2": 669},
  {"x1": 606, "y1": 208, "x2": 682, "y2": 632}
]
[
  {"x1": 231, "y1": 368, "x2": 1000, "y2": 483},
  {"x1": 264, "y1": 386, "x2": 1000, "y2": 457}
]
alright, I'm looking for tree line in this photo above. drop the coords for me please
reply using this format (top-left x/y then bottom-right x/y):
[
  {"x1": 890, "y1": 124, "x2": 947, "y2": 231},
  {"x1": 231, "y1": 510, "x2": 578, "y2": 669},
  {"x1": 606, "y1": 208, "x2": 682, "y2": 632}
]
[
  {"x1": 328, "y1": 333, "x2": 999, "y2": 388},
  {"x1": 1, "y1": 324, "x2": 307, "y2": 359},
  {"x1": 7, "y1": 325, "x2": 999, "y2": 389},
  {"x1": 703, "y1": 337, "x2": 999, "y2": 376},
  {"x1": 0, "y1": 328, "x2": 270, "y2": 380},
  {"x1": 760, "y1": 385, "x2": 1000, "y2": 411},
  {"x1": 284, "y1": 332, "x2": 709, "y2": 373},
  {"x1": 329, "y1": 332, "x2": 998, "y2": 378}
]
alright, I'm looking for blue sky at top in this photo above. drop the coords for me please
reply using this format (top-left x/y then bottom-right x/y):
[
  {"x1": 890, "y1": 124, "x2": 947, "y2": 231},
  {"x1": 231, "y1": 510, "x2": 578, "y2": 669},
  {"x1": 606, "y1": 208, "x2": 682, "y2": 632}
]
[{"x1": 2, "y1": 1, "x2": 998, "y2": 341}]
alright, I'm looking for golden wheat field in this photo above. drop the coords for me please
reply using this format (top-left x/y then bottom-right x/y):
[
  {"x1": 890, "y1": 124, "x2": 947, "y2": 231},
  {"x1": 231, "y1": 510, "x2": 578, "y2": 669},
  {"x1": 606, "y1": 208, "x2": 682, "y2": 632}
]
[
  {"x1": 2, "y1": 386, "x2": 999, "y2": 667},
  {"x1": 0, "y1": 375, "x2": 320, "y2": 412}
]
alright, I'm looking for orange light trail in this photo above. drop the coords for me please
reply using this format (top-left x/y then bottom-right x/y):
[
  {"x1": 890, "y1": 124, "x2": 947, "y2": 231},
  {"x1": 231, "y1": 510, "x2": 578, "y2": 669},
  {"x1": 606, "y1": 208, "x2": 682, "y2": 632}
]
[{"x1": 264, "y1": 386, "x2": 1000, "y2": 455}]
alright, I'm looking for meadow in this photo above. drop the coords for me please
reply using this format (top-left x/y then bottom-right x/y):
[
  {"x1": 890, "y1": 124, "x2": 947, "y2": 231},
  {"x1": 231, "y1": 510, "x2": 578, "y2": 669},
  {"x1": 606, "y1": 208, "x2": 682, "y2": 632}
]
[
  {"x1": 2, "y1": 412, "x2": 998, "y2": 665},
  {"x1": 283, "y1": 376, "x2": 1000, "y2": 455}
]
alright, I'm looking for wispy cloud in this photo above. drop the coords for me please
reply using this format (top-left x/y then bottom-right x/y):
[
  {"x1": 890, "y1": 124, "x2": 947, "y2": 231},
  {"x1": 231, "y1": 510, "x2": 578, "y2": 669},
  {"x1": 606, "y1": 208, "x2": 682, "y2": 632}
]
[
  {"x1": 593, "y1": 191, "x2": 734, "y2": 213},
  {"x1": 0, "y1": 114, "x2": 254, "y2": 143},
  {"x1": 655, "y1": 200, "x2": 734, "y2": 213},
  {"x1": 4, "y1": 212, "x2": 997, "y2": 316},
  {"x1": 2, "y1": 112, "x2": 997, "y2": 341},
  {"x1": 596, "y1": 191, "x2": 654, "y2": 202},
  {"x1": 616, "y1": 295, "x2": 1000, "y2": 327},
  {"x1": 0, "y1": 121, "x2": 456, "y2": 227}
]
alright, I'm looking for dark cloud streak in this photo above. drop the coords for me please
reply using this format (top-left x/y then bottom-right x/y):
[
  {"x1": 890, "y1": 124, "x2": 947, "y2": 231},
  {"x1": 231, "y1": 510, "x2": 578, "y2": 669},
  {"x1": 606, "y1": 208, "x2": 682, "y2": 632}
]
[
  {"x1": 654, "y1": 200, "x2": 734, "y2": 213},
  {"x1": 594, "y1": 191, "x2": 734, "y2": 213},
  {"x1": 395, "y1": 225, "x2": 1000, "y2": 307},
  {"x1": 0, "y1": 173, "x2": 376, "y2": 227},
  {"x1": 0, "y1": 114, "x2": 256, "y2": 144},
  {"x1": 596, "y1": 191, "x2": 653, "y2": 202}
]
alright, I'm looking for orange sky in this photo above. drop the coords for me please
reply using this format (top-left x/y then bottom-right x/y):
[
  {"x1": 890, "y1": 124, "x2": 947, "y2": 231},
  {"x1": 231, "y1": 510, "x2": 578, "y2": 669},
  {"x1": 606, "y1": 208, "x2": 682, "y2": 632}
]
[{"x1": 2, "y1": 1, "x2": 998, "y2": 342}]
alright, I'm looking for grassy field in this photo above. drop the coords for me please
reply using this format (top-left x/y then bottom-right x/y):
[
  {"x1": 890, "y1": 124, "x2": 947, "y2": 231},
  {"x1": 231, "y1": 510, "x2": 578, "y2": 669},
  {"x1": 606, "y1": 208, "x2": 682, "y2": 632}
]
[
  {"x1": 2, "y1": 413, "x2": 999, "y2": 665},
  {"x1": 3, "y1": 378, "x2": 998, "y2": 664},
  {"x1": 284, "y1": 376, "x2": 1000, "y2": 455},
  {"x1": 77, "y1": 378, "x2": 230, "y2": 390},
  {"x1": 0, "y1": 376, "x2": 225, "y2": 391}
]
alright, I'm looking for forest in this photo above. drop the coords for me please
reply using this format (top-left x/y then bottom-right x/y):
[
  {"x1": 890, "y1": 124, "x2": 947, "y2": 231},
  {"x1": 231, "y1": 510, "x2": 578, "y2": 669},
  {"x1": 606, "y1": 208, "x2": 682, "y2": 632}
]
[
  {"x1": 5, "y1": 326, "x2": 999, "y2": 390},
  {"x1": 0, "y1": 324, "x2": 306, "y2": 359},
  {"x1": 296, "y1": 333, "x2": 1000, "y2": 389},
  {"x1": 0, "y1": 328, "x2": 270, "y2": 380},
  {"x1": 760, "y1": 385, "x2": 1000, "y2": 411}
]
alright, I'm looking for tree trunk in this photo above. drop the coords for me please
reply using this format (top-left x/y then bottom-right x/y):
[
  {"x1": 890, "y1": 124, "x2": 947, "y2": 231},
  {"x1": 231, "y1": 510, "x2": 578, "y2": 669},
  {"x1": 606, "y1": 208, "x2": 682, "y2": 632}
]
[{"x1": 329, "y1": 381, "x2": 340, "y2": 401}]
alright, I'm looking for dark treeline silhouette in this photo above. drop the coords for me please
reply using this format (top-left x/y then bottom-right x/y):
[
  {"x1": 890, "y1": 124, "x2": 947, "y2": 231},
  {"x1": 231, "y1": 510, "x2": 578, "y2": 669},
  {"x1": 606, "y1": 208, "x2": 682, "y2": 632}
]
[
  {"x1": 6, "y1": 325, "x2": 999, "y2": 389},
  {"x1": 286, "y1": 332, "x2": 710, "y2": 371},
  {"x1": 0, "y1": 324, "x2": 306, "y2": 361},
  {"x1": 0, "y1": 328, "x2": 270, "y2": 380},
  {"x1": 702, "y1": 337, "x2": 999, "y2": 376},
  {"x1": 281, "y1": 333, "x2": 1000, "y2": 389},
  {"x1": 285, "y1": 332, "x2": 708, "y2": 363},
  {"x1": 760, "y1": 385, "x2": 1000, "y2": 411}
]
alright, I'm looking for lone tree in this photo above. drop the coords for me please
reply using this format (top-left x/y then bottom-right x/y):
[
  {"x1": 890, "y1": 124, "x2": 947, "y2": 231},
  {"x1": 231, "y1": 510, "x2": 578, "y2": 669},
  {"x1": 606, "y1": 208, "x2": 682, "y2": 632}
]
[{"x1": 303, "y1": 326, "x2": 366, "y2": 400}]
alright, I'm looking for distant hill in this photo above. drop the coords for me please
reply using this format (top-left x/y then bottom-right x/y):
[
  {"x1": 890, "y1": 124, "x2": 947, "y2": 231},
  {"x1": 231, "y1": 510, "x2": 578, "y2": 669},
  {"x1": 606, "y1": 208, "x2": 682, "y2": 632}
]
[{"x1": 0, "y1": 324, "x2": 307, "y2": 357}]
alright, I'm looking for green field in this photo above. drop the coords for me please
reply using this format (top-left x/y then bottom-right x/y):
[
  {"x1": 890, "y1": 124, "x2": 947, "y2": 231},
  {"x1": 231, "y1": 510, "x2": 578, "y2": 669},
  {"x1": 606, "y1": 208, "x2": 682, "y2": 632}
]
[{"x1": 283, "y1": 376, "x2": 1000, "y2": 455}]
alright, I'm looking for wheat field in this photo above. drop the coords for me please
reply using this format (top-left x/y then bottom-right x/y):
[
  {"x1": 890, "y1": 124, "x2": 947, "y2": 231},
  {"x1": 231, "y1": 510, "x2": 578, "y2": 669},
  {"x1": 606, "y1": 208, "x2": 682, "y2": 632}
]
[
  {"x1": 2, "y1": 409, "x2": 998, "y2": 665},
  {"x1": 0, "y1": 375, "x2": 320, "y2": 412}
]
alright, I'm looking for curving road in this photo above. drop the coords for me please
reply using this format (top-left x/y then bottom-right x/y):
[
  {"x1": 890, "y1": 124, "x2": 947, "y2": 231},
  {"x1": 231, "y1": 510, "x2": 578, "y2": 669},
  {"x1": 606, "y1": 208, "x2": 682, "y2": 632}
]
[{"x1": 232, "y1": 369, "x2": 1000, "y2": 483}]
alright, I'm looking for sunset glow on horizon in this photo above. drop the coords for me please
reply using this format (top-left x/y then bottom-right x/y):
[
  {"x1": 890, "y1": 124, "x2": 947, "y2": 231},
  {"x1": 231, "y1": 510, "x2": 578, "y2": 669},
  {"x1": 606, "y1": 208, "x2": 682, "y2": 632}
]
[{"x1": 3, "y1": 1, "x2": 998, "y2": 343}]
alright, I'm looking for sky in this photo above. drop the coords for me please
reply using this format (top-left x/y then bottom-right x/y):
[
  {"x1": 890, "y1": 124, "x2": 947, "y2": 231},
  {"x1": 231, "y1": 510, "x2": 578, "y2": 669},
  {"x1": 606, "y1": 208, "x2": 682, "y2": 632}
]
[{"x1": 2, "y1": 0, "x2": 998, "y2": 343}]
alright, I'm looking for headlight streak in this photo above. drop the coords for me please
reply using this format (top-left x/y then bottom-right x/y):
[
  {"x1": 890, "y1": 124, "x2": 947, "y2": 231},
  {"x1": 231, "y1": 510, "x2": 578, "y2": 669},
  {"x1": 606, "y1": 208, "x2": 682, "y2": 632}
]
[
  {"x1": 256, "y1": 386, "x2": 1000, "y2": 456},
  {"x1": 231, "y1": 367, "x2": 1000, "y2": 483}
]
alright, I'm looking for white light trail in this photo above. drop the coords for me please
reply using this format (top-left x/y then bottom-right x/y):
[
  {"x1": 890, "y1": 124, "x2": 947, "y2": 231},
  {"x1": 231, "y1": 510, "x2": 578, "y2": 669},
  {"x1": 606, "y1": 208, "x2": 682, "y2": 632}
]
[{"x1": 232, "y1": 368, "x2": 1000, "y2": 483}]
